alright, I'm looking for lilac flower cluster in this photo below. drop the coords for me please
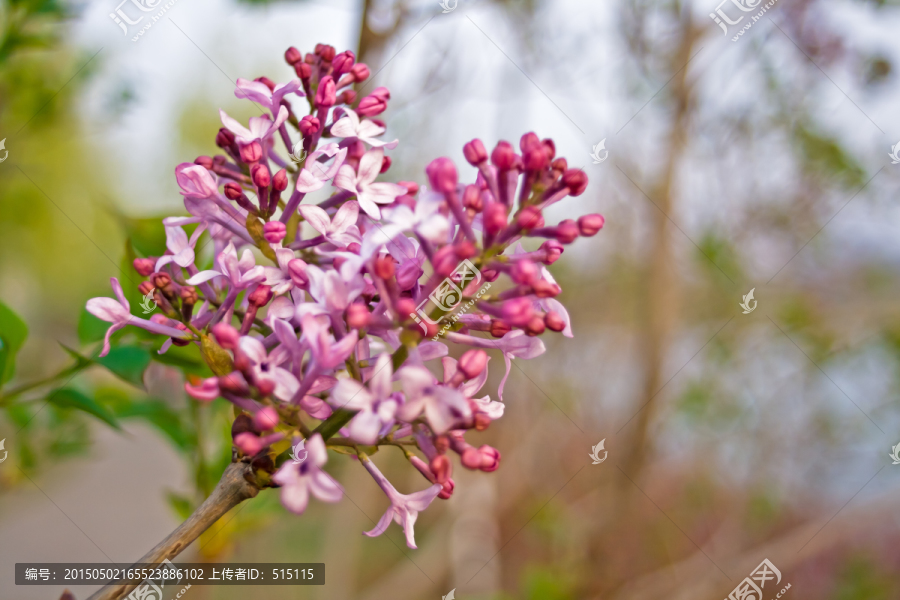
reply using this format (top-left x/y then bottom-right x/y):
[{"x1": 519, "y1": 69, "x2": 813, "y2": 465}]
[{"x1": 86, "y1": 43, "x2": 604, "y2": 548}]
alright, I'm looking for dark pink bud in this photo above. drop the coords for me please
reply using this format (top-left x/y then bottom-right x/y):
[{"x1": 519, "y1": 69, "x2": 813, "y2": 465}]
[
  {"x1": 318, "y1": 44, "x2": 336, "y2": 61},
  {"x1": 216, "y1": 128, "x2": 235, "y2": 148},
  {"x1": 578, "y1": 213, "x2": 605, "y2": 236},
  {"x1": 248, "y1": 284, "x2": 273, "y2": 307},
  {"x1": 251, "y1": 163, "x2": 271, "y2": 188},
  {"x1": 371, "y1": 86, "x2": 391, "y2": 101},
  {"x1": 519, "y1": 132, "x2": 540, "y2": 152},
  {"x1": 346, "y1": 242, "x2": 361, "y2": 254},
  {"x1": 255, "y1": 377, "x2": 276, "y2": 397},
  {"x1": 294, "y1": 62, "x2": 312, "y2": 80},
  {"x1": 555, "y1": 219, "x2": 579, "y2": 244},
  {"x1": 490, "y1": 319, "x2": 511, "y2": 338},
  {"x1": 357, "y1": 95, "x2": 387, "y2": 116},
  {"x1": 338, "y1": 90, "x2": 357, "y2": 105},
  {"x1": 562, "y1": 168, "x2": 588, "y2": 196},
  {"x1": 399, "y1": 181, "x2": 419, "y2": 195},
  {"x1": 483, "y1": 202, "x2": 508, "y2": 235},
  {"x1": 288, "y1": 259, "x2": 308, "y2": 287},
  {"x1": 223, "y1": 181, "x2": 243, "y2": 200},
  {"x1": 541, "y1": 240, "x2": 564, "y2": 264},
  {"x1": 240, "y1": 141, "x2": 263, "y2": 164},
  {"x1": 234, "y1": 432, "x2": 263, "y2": 456},
  {"x1": 273, "y1": 168, "x2": 289, "y2": 192},
  {"x1": 482, "y1": 269, "x2": 500, "y2": 282},
  {"x1": 380, "y1": 155, "x2": 392, "y2": 173},
  {"x1": 347, "y1": 140, "x2": 366, "y2": 159},
  {"x1": 478, "y1": 445, "x2": 501, "y2": 472},
  {"x1": 516, "y1": 206, "x2": 544, "y2": 230},
  {"x1": 551, "y1": 157, "x2": 568, "y2": 173},
  {"x1": 332, "y1": 50, "x2": 355, "y2": 77},
  {"x1": 394, "y1": 298, "x2": 416, "y2": 322},
  {"x1": 525, "y1": 316, "x2": 545, "y2": 336},
  {"x1": 351, "y1": 62, "x2": 370, "y2": 81},
  {"x1": 133, "y1": 258, "x2": 155, "y2": 277},
  {"x1": 545, "y1": 311, "x2": 566, "y2": 332},
  {"x1": 212, "y1": 323, "x2": 240, "y2": 349},
  {"x1": 373, "y1": 255, "x2": 396, "y2": 279},
  {"x1": 462, "y1": 185, "x2": 482, "y2": 211},
  {"x1": 263, "y1": 221, "x2": 286, "y2": 243},
  {"x1": 461, "y1": 448, "x2": 482, "y2": 470},
  {"x1": 511, "y1": 260, "x2": 539, "y2": 285},
  {"x1": 458, "y1": 349, "x2": 488, "y2": 380},
  {"x1": 454, "y1": 240, "x2": 476, "y2": 260},
  {"x1": 430, "y1": 455, "x2": 452, "y2": 484},
  {"x1": 542, "y1": 138, "x2": 556, "y2": 160},
  {"x1": 256, "y1": 76, "x2": 276, "y2": 92},
  {"x1": 438, "y1": 479, "x2": 455, "y2": 500},
  {"x1": 425, "y1": 157, "x2": 458, "y2": 194},
  {"x1": 194, "y1": 155, "x2": 214, "y2": 169},
  {"x1": 432, "y1": 245, "x2": 459, "y2": 278},
  {"x1": 315, "y1": 76, "x2": 336, "y2": 108},
  {"x1": 463, "y1": 139, "x2": 488, "y2": 165},
  {"x1": 299, "y1": 115, "x2": 320, "y2": 136},
  {"x1": 285, "y1": 46, "x2": 303, "y2": 65},
  {"x1": 501, "y1": 297, "x2": 533, "y2": 327},
  {"x1": 491, "y1": 141, "x2": 516, "y2": 170},
  {"x1": 533, "y1": 279, "x2": 561, "y2": 298},
  {"x1": 253, "y1": 407, "x2": 279, "y2": 431},
  {"x1": 346, "y1": 303, "x2": 371, "y2": 329},
  {"x1": 219, "y1": 371, "x2": 250, "y2": 395}
]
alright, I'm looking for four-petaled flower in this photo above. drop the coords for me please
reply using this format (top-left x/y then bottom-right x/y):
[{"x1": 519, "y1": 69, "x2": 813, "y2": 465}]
[
  {"x1": 362, "y1": 456, "x2": 442, "y2": 549},
  {"x1": 272, "y1": 434, "x2": 343, "y2": 515},
  {"x1": 334, "y1": 148, "x2": 408, "y2": 219},
  {"x1": 299, "y1": 201, "x2": 362, "y2": 248},
  {"x1": 330, "y1": 108, "x2": 398, "y2": 149}
]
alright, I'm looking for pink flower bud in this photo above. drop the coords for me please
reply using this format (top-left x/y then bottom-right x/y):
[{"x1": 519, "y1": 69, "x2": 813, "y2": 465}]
[
  {"x1": 438, "y1": 479, "x2": 455, "y2": 499},
  {"x1": 399, "y1": 180, "x2": 419, "y2": 195},
  {"x1": 219, "y1": 372, "x2": 249, "y2": 396},
  {"x1": 425, "y1": 157, "x2": 458, "y2": 194},
  {"x1": 429, "y1": 455, "x2": 452, "y2": 484},
  {"x1": 223, "y1": 181, "x2": 243, "y2": 200},
  {"x1": 533, "y1": 279, "x2": 561, "y2": 298},
  {"x1": 288, "y1": 259, "x2": 309, "y2": 287},
  {"x1": 216, "y1": 128, "x2": 235, "y2": 148},
  {"x1": 240, "y1": 141, "x2": 263, "y2": 164},
  {"x1": 540, "y1": 240, "x2": 564, "y2": 264},
  {"x1": 373, "y1": 255, "x2": 396, "y2": 279},
  {"x1": 253, "y1": 407, "x2": 280, "y2": 431},
  {"x1": 555, "y1": 219, "x2": 579, "y2": 244},
  {"x1": 338, "y1": 90, "x2": 357, "y2": 105},
  {"x1": 491, "y1": 141, "x2": 516, "y2": 170},
  {"x1": 299, "y1": 115, "x2": 320, "y2": 137},
  {"x1": 251, "y1": 163, "x2": 271, "y2": 189},
  {"x1": 255, "y1": 377, "x2": 276, "y2": 397},
  {"x1": 234, "y1": 432, "x2": 263, "y2": 456},
  {"x1": 346, "y1": 242, "x2": 361, "y2": 254},
  {"x1": 351, "y1": 62, "x2": 370, "y2": 81},
  {"x1": 294, "y1": 62, "x2": 312, "y2": 80},
  {"x1": 483, "y1": 202, "x2": 508, "y2": 235},
  {"x1": 462, "y1": 185, "x2": 482, "y2": 211},
  {"x1": 432, "y1": 245, "x2": 459, "y2": 278},
  {"x1": 490, "y1": 320, "x2": 511, "y2": 338},
  {"x1": 478, "y1": 445, "x2": 501, "y2": 472},
  {"x1": 395, "y1": 298, "x2": 417, "y2": 322},
  {"x1": 525, "y1": 316, "x2": 545, "y2": 336},
  {"x1": 346, "y1": 139, "x2": 366, "y2": 159},
  {"x1": 133, "y1": 258, "x2": 155, "y2": 277},
  {"x1": 516, "y1": 206, "x2": 544, "y2": 230},
  {"x1": 263, "y1": 221, "x2": 286, "y2": 243},
  {"x1": 454, "y1": 240, "x2": 476, "y2": 260},
  {"x1": 315, "y1": 75, "x2": 336, "y2": 108},
  {"x1": 519, "y1": 132, "x2": 539, "y2": 152},
  {"x1": 578, "y1": 213, "x2": 605, "y2": 236},
  {"x1": 256, "y1": 76, "x2": 276, "y2": 92},
  {"x1": 273, "y1": 168, "x2": 289, "y2": 192},
  {"x1": 248, "y1": 284, "x2": 273, "y2": 308},
  {"x1": 285, "y1": 46, "x2": 302, "y2": 65},
  {"x1": 357, "y1": 95, "x2": 387, "y2": 116},
  {"x1": 458, "y1": 349, "x2": 488, "y2": 380},
  {"x1": 463, "y1": 139, "x2": 488, "y2": 165},
  {"x1": 332, "y1": 50, "x2": 355, "y2": 77},
  {"x1": 318, "y1": 44, "x2": 336, "y2": 61},
  {"x1": 185, "y1": 377, "x2": 219, "y2": 401},
  {"x1": 371, "y1": 86, "x2": 391, "y2": 101},
  {"x1": 346, "y1": 303, "x2": 371, "y2": 330},
  {"x1": 212, "y1": 323, "x2": 240, "y2": 349},
  {"x1": 194, "y1": 155, "x2": 214, "y2": 169},
  {"x1": 511, "y1": 260, "x2": 539, "y2": 285},
  {"x1": 380, "y1": 155, "x2": 392, "y2": 173},
  {"x1": 461, "y1": 448, "x2": 482, "y2": 470},
  {"x1": 551, "y1": 157, "x2": 567, "y2": 173},
  {"x1": 545, "y1": 311, "x2": 566, "y2": 332},
  {"x1": 562, "y1": 168, "x2": 588, "y2": 196},
  {"x1": 501, "y1": 297, "x2": 533, "y2": 327},
  {"x1": 542, "y1": 138, "x2": 556, "y2": 160}
]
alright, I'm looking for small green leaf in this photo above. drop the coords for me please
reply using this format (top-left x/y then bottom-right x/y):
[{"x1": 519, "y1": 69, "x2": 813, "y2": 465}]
[
  {"x1": 95, "y1": 346, "x2": 152, "y2": 388},
  {"x1": 200, "y1": 334, "x2": 234, "y2": 377},
  {"x1": 47, "y1": 388, "x2": 121, "y2": 430},
  {"x1": 0, "y1": 300, "x2": 29, "y2": 384}
]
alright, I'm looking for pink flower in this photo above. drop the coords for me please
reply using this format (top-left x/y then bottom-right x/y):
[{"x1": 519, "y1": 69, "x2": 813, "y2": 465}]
[
  {"x1": 361, "y1": 457, "x2": 442, "y2": 549},
  {"x1": 329, "y1": 353, "x2": 399, "y2": 444},
  {"x1": 86, "y1": 278, "x2": 192, "y2": 357},
  {"x1": 185, "y1": 377, "x2": 219, "y2": 401},
  {"x1": 187, "y1": 242, "x2": 266, "y2": 290},
  {"x1": 237, "y1": 336, "x2": 299, "y2": 401},
  {"x1": 294, "y1": 143, "x2": 348, "y2": 193},
  {"x1": 154, "y1": 224, "x2": 206, "y2": 272},
  {"x1": 334, "y1": 148, "x2": 407, "y2": 219},
  {"x1": 397, "y1": 366, "x2": 470, "y2": 434},
  {"x1": 300, "y1": 314, "x2": 358, "y2": 370},
  {"x1": 382, "y1": 195, "x2": 451, "y2": 244},
  {"x1": 298, "y1": 201, "x2": 361, "y2": 248},
  {"x1": 305, "y1": 263, "x2": 365, "y2": 312},
  {"x1": 175, "y1": 163, "x2": 219, "y2": 199},
  {"x1": 271, "y1": 434, "x2": 343, "y2": 515},
  {"x1": 262, "y1": 248, "x2": 301, "y2": 296},
  {"x1": 234, "y1": 78, "x2": 303, "y2": 114},
  {"x1": 442, "y1": 330, "x2": 546, "y2": 400},
  {"x1": 330, "y1": 108, "x2": 398, "y2": 149},
  {"x1": 219, "y1": 106, "x2": 289, "y2": 146}
]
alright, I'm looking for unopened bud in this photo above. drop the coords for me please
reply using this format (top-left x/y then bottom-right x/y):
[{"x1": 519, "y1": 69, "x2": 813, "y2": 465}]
[
  {"x1": 562, "y1": 168, "x2": 588, "y2": 196},
  {"x1": 294, "y1": 62, "x2": 312, "y2": 79},
  {"x1": 253, "y1": 406, "x2": 280, "y2": 431},
  {"x1": 299, "y1": 115, "x2": 320, "y2": 137},
  {"x1": 240, "y1": 141, "x2": 263, "y2": 163},
  {"x1": 490, "y1": 319, "x2": 511, "y2": 338},
  {"x1": 462, "y1": 185, "x2": 482, "y2": 211},
  {"x1": 285, "y1": 46, "x2": 303, "y2": 65},
  {"x1": 555, "y1": 219, "x2": 579, "y2": 244},
  {"x1": 180, "y1": 286, "x2": 198, "y2": 305},
  {"x1": 458, "y1": 349, "x2": 488, "y2": 380},
  {"x1": 263, "y1": 221, "x2": 286, "y2": 243},
  {"x1": 138, "y1": 281, "x2": 155, "y2": 296},
  {"x1": 234, "y1": 432, "x2": 263, "y2": 456},
  {"x1": 483, "y1": 202, "x2": 508, "y2": 235},
  {"x1": 194, "y1": 155, "x2": 213, "y2": 169},
  {"x1": 219, "y1": 371, "x2": 250, "y2": 395},
  {"x1": 288, "y1": 259, "x2": 308, "y2": 287},
  {"x1": 251, "y1": 163, "x2": 271, "y2": 189},
  {"x1": 358, "y1": 95, "x2": 388, "y2": 116},
  {"x1": 333, "y1": 50, "x2": 355, "y2": 77},
  {"x1": 525, "y1": 316, "x2": 545, "y2": 336},
  {"x1": 516, "y1": 206, "x2": 544, "y2": 230},
  {"x1": 273, "y1": 168, "x2": 289, "y2": 192},
  {"x1": 351, "y1": 62, "x2": 370, "y2": 81},
  {"x1": 540, "y1": 240, "x2": 564, "y2": 264},
  {"x1": 315, "y1": 75, "x2": 336, "y2": 108},
  {"x1": 430, "y1": 455, "x2": 452, "y2": 484},
  {"x1": 578, "y1": 213, "x2": 605, "y2": 236},
  {"x1": 380, "y1": 155, "x2": 392, "y2": 173},
  {"x1": 463, "y1": 139, "x2": 488, "y2": 165},
  {"x1": 478, "y1": 445, "x2": 501, "y2": 472},
  {"x1": 248, "y1": 284, "x2": 273, "y2": 307},
  {"x1": 545, "y1": 311, "x2": 566, "y2": 332},
  {"x1": 511, "y1": 260, "x2": 539, "y2": 285},
  {"x1": 491, "y1": 141, "x2": 516, "y2": 170},
  {"x1": 373, "y1": 255, "x2": 396, "y2": 279},
  {"x1": 211, "y1": 323, "x2": 240, "y2": 349},
  {"x1": 425, "y1": 157, "x2": 458, "y2": 194},
  {"x1": 461, "y1": 448, "x2": 482, "y2": 470},
  {"x1": 501, "y1": 297, "x2": 533, "y2": 327},
  {"x1": 133, "y1": 258, "x2": 155, "y2": 277},
  {"x1": 346, "y1": 303, "x2": 371, "y2": 329},
  {"x1": 216, "y1": 128, "x2": 235, "y2": 148}
]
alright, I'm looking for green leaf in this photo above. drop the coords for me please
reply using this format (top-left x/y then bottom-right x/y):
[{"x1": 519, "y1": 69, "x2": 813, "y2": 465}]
[
  {"x1": 116, "y1": 215, "x2": 168, "y2": 257},
  {"x1": 77, "y1": 308, "x2": 109, "y2": 345},
  {"x1": 95, "y1": 346, "x2": 152, "y2": 388},
  {"x1": 0, "y1": 300, "x2": 29, "y2": 384},
  {"x1": 47, "y1": 388, "x2": 121, "y2": 430}
]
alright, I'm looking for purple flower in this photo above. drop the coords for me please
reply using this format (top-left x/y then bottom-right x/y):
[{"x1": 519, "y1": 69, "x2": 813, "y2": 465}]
[
  {"x1": 330, "y1": 108, "x2": 398, "y2": 149},
  {"x1": 361, "y1": 457, "x2": 442, "y2": 549},
  {"x1": 86, "y1": 278, "x2": 191, "y2": 357},
  {"x1": 271, "y1": 434, "x2": 343, "y2": 515},
  {"x1": 187, "y1": 242, "x2": 266, "y2": 290},
  {"x1": 219, "y1": 106, "x2": 288, "y2": 146},
  {"x1": 298, "y1": 201, "x2": 362, "y2": 248},
  {"x1": 262, "y1": 248, "x2": 301, "y2": 296},
  {"x1": 329, "y1": 353, "x2": 399, "y2": 444},
  {"x1": 154, "y1": 224, "x2": 206, "y2": 272},
  {"x1": 300, "y1": 314, "x2": 358, "y2": 370},
  {"x1": 305, "y1": 263, "x2": 365, "y2": 312},
  {"x1": 442, "y1": 330, "x2": 546, "y2": 400},
  {"x1": 234, "y1": 78, "x2": 303, "y2": 114},
  {"x1": 334, "y1": 148, "x2": 407, "y2": 219},
  {"x1": 397, "y1": 366, "x2": 470, "y2": 434},
  {"x1": 295, "y1": 143, "x2": 347, "y2": 193},
  {"x1": 175, "y1": 163, "x2": 219, "y2": 199},
  {"x1": 237, "y1": 335, "x2": 298, "y2": 401}
]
